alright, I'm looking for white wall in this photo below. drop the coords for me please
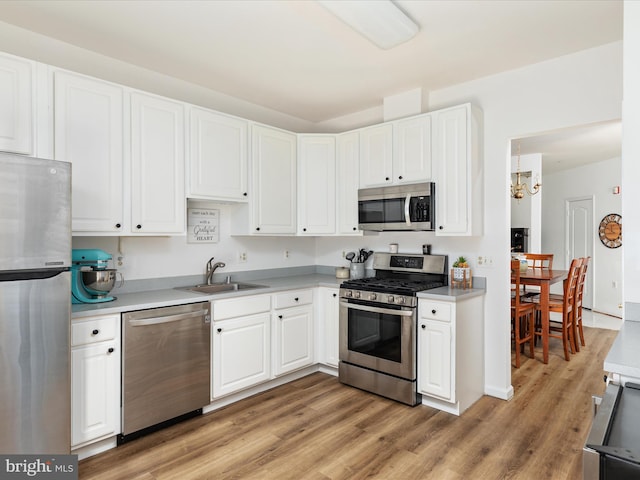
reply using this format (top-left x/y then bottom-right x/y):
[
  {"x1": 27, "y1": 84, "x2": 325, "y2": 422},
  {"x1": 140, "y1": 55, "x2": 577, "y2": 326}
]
[
  {"x1": 73, "y1": 203, "x2": 317, "y2": 282},
  {"x1": 623, "y1": 2, "x2": 640, "y2": 307},
  {"x1": 542, "y1": 158, "x2": 622, "y2": 316},
  {"x1": 425, "y1": 41, "x2": 622, "y2": 399}
]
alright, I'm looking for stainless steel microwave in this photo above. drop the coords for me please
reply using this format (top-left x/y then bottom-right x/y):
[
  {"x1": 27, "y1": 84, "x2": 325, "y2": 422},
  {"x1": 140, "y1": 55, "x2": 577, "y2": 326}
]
[{"x1": 358, "y1": 182, "x2": 435, "y2": 232}]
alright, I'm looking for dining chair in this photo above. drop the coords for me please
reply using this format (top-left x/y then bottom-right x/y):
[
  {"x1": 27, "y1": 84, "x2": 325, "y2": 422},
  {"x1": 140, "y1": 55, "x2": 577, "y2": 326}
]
[
  {"x1": 573, "y1": 256, "x2": 590, "y2": 350},
  {"x1": 511, "y1": 259, "x2": 535, "y2": 367},
  {"x1": 531, "y1": 257, "x2": 582, "y2": 361},
  {"x1": 520, "y1": 253, "x2": 554, "y2": 299}
]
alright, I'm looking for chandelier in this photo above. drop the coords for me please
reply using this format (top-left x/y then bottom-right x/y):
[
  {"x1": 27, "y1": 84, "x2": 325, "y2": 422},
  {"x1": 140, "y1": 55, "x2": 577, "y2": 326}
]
[{"x1": 511, "y1": 143, "x2": 541, "y2": 200}]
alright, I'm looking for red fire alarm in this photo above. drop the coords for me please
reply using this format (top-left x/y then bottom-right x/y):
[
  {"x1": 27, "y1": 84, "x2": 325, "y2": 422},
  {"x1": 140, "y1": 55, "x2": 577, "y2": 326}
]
[{"x1": 613, "y1": 186, "x2": 621, "y2": 195}]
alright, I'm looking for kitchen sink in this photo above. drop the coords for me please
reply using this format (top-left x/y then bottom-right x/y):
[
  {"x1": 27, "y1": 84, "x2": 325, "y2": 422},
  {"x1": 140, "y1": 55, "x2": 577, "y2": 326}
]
[{"x1": 177, "y1": 282, "x2": 268, "y2": 295}]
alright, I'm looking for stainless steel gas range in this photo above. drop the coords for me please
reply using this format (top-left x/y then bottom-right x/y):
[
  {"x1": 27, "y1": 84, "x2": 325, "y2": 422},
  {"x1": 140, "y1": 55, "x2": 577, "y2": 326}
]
[{"x1": 338, "y1": 252, "x2": 448, "y2": 406}]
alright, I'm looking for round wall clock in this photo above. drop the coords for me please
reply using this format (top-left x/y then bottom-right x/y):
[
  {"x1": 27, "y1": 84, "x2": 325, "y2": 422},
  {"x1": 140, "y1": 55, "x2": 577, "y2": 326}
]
[{"x1": 598, "y1": 213, "x2": 622, "y2": 248}]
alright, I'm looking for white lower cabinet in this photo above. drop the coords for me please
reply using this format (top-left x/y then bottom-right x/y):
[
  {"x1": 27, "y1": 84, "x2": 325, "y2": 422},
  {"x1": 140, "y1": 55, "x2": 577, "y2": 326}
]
[
  {"x1": 316, "y1": 287, "x2": 339, "y2": 367},
  {"x1": 71, "y1": 314, "x2": 121, "y2": 447},
  {"x1": 272, "y1": 289, "x2": 314, "y2": 376},
  {"x1": 211, "y1": 295, "x2": 271, "y2": 399},
  {"x1": 211, "y1": 290, "x2": 314, "y2": 398},
  {"x1": 418, "y1": 314, "x2": 452, "y2": 400},
  {"x1": 417, "y1": 295, "x2": 484, "y2": 415}
]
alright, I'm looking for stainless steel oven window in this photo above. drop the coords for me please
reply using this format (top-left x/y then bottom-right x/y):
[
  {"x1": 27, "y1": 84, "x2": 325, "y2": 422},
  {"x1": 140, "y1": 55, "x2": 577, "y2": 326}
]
[{"x1": 348, "y1": 304, "x2": 402, "y2": 363}]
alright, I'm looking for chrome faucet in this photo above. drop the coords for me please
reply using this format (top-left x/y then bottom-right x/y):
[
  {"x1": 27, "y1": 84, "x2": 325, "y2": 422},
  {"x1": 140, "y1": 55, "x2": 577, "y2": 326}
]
[{"x1": 205, "y1": 257, "x2": 226, "y2": 285}]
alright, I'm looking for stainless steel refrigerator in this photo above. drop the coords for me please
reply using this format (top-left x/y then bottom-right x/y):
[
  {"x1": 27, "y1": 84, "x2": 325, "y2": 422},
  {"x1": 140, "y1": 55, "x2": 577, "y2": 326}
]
[{"x1": 0, "y1": 153, "x2": 71, "y2": 454}]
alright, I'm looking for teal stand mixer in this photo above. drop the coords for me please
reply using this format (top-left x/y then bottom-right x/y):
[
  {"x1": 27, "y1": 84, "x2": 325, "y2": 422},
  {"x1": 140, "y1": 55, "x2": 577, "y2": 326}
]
[{"x1": 71, "y1": 249, "x2": 118, "y2": 304}]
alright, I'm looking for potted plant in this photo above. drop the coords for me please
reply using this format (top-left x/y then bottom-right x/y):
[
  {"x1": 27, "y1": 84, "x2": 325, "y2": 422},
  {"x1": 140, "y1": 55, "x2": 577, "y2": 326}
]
[{"x1": 452, "y1": 256, "x2": 471, "y2": 282}]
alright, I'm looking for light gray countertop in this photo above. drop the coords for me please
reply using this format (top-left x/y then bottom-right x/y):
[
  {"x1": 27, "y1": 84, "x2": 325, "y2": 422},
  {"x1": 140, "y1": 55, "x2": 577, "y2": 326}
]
[
  {"x1": 72, "y1": 274, "x2": 342, "y2": 318},
  {"x1": 604, "y1": 320, "x2": 640, "y2": 379},
  {"x1": 417, "y1": 286, "x2": 486, "y2": 301},
  {"x1": 72, "y1": 272, "x2": 486, "y2": 319}
]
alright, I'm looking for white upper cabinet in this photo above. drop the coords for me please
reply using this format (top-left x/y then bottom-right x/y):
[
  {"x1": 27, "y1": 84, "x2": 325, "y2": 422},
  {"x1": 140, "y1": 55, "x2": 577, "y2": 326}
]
[
  {"x1": 336, "y1": 131, "x2": 361, "y2": 235},
  {"x1": 248, "y1": 124, "x2": 297, "y2": 235},
  {"x1": 297, "y1": 135, "x2": 336, "y2": 235},
  {"x1": 55, "y1": 69, "x2": 186, "y2": 235},
  {"x1": 359, "y1": 115, "x2": 432, "y2": 189},
  {"x1": 188, "y1": 107, "x2": 248, "y2": 202},
  {"x1": 0, "y1": 53, "x2": 34, "y2": 155},
  {"x1": 393, "y1": 113, "x2": 432, "y2": 184},
  {"x1": 54, "y1": 70, "x2": 125, "y2": 233},
  {"x1": 359, "y1": 123, "x2": 393, "y2": 188},
  {"x1": 130, "y1": 92, "x2": 185, "y2": 234},
  {"x1": 432, "y1": 103, "x2": 483, "y2": 236}
]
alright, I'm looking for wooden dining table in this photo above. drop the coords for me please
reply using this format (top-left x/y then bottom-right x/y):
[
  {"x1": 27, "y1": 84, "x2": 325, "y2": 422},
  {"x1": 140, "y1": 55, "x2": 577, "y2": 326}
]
[{"x1": 513, "y1": 267, "x2": 569, "y2": 364}]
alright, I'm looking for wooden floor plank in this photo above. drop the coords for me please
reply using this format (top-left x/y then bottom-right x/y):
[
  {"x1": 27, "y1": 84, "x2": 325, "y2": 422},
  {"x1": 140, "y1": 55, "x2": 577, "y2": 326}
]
[{"x1": 80, "y1": 326, "x2": 616, "y2": 479}]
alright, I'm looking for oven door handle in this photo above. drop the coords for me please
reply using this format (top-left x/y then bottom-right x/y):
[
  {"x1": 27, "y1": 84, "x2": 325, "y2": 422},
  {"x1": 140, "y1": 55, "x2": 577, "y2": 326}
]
[
  {"x1": 404, "y1": 193, "x2": 412, "y2": 227},
  {"x1": 340, "y1": 301, "x2": 414, "y2": 317}
]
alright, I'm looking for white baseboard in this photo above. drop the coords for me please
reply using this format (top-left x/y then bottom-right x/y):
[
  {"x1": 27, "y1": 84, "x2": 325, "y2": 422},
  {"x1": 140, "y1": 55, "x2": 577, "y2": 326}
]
[{"x1": 485, "y1": 384, "x2": 514, "y2": 400}]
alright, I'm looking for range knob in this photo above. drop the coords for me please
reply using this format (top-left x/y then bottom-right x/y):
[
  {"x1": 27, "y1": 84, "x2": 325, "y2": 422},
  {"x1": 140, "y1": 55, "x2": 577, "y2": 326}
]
[
  {"x1": 369, "y1": 293, "x2": 377, "y2": 301},
  {"x1": 396, "y1": 296, "x2": 406, "y2": 305},
  {"x1": 354, "y1": 291, "x2": 361, "y2": 299},
  {"x1": 345, "y1": 290, "x2": 353, "y2": 298},
  {"x1": 388, "y1": 295, "x2": 395, "y2": 303}
]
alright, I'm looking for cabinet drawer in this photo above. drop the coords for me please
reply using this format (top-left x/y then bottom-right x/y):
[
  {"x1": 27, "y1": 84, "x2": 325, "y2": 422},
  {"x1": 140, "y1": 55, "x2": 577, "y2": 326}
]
[
  {"x1": 419, "y1": 301, "x2": 451, "y2": 322},
  {"x1": 71, "y1": 315, "x2": 119, "y2": 346},
  {"x1": 273, "y1": 289, "x2": 313, "y2": 309},
  {"x1": 213, "y1": 294, "x2": 271, "y2": 321}
]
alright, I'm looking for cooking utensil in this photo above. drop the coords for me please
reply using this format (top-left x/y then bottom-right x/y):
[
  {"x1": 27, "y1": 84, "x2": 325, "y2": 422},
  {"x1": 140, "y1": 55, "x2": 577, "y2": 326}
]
[{"x1": 345, "y1": 252, "x2": 356, "y2": 262}]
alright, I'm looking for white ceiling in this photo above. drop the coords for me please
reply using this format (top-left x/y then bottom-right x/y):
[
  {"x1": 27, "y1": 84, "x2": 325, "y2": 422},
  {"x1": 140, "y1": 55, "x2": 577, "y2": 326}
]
[
  {"x1": 515, "y1": 120, "x2": 622, "y2": 174},
  {"x1": 0, "y1": 0, "x2": 624, "y2": 172}
]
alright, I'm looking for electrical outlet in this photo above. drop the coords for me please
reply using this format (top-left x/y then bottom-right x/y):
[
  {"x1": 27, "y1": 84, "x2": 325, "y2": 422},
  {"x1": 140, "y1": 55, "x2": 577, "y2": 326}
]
[
  {"x1": 284, "y1": 250, "x2": 290, "y2": 259},
  {"x1": 477, "y1": 255, "x2": 493, "y2": 267},
  {"x1": 116, "y1": 255, "x2": 125, "y2": 268},
  {"x1": 238, "y1": 252, "x2": 247, "y2": 263}
]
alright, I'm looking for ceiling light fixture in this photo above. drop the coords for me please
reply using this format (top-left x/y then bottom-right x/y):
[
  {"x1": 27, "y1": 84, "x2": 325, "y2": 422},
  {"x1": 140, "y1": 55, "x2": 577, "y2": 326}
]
[
  {"x1": 317, "y1": 0, "x2": 419, "y2": 50},
  {"x1": 511, "y1": 143, "x2": 541, "y2": 200}
]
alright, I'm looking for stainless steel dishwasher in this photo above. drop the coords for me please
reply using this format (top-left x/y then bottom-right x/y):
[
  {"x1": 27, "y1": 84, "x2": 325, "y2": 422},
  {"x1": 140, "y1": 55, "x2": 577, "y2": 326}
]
[{"x1": 120, "y1": 302, "x2": 210, "y2": 442}]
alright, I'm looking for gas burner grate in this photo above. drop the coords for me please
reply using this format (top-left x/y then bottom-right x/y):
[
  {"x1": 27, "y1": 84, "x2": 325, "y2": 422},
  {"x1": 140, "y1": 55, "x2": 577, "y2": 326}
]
[{"x1": 341, "y1": 277, "x2": 445, "y2": 295}]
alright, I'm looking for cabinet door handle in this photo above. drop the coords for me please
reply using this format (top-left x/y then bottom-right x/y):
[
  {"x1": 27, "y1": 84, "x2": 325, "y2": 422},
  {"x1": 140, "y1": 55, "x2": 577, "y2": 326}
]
[
  {"x1": 439, "y1": 225, "x2": 444, "y2": 230},
  {"x1": 332, "y1": 293, "x2": 337, "y2": 297},
  {"x1": 398, "y1": 175, "x2": 403, "y2": 180},
  {"x1": 115, "y1": 223, "x2": 121, "y2": 229},
  {"x1": 217, "y1": 328, "x2": 222, "y2": 333},
  {"x1": 421, "y1": 324, "x2": 426, "y2": 329},
  {"x1": 385, "y1": 177, "x2": 390, "y2": 181},
  {"x1": 278, "y1": 315, "x2": 283, "y2": 319},
  {"x1": 303, "y1": 228, "x2": 307, "y2": 232},
  {"x1": 136, "y1": 224, "x2": 142, "y2": 229},
  {"x1": 107, "y1": 347, "x2": 115, "y2": 353},
  {"x1": 432, "y1": 309, "x2": 437, "y2": 315},
  {"x1": 256, "y1": 227, "x2": 260, "y2": 231},
  {"x1": 243, "y1": 192, "x2": 247, "y2": 196},
  {"x1": 294, "y1": 297, "x2": 299, "y2": 302},
  {"x1": 92, "y1": 329, "x2": 99, "y2": 335}
]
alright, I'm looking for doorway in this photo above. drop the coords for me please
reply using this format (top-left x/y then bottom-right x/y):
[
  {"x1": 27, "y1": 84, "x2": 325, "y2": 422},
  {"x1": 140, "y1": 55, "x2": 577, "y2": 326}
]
[{"x1": 509, "y1": 119, "x2": 622, "y2": 319}]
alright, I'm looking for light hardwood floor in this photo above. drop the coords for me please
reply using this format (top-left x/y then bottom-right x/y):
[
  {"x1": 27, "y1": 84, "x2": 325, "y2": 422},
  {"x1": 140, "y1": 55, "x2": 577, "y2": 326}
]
[{"x1": 80, "y1": 326, "x2": 617, "y2": 479}]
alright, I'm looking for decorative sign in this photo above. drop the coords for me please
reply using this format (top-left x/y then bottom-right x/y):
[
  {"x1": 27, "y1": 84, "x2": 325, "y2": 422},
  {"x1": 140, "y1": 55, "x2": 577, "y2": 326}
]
[{"x1": 187, "y1": 208, "x2": 219, "y2": 244}]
